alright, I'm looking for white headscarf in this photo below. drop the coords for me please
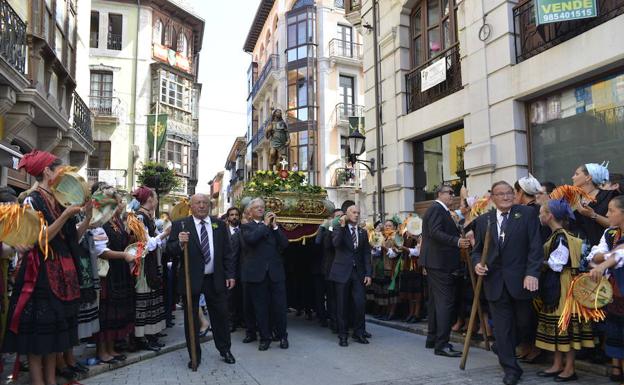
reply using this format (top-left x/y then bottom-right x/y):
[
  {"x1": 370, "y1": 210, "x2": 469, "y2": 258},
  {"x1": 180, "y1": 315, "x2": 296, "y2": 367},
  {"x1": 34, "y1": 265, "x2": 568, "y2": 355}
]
[
  {"x1": 518, "y1": 173, "x2": 542, "y2": 196},
  {"x1": 585, "y1": 162, "x2": 610, "y2": 185}
]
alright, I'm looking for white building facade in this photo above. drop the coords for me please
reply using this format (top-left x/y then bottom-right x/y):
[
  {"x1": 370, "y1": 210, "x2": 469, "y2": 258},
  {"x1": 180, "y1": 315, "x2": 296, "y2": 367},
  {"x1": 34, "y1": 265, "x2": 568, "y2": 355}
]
[
  {"x1": 243, "y1": 0, "x2": 370, "y2": 214},
  {"x1": 346, "y1": 0, "x2": 624, "y2": 217}
]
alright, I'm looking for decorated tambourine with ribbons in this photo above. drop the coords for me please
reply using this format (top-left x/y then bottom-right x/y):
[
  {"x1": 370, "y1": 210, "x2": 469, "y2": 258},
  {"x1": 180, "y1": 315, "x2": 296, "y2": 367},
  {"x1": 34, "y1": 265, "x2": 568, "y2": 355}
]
[
  {"x1": 0, "y1": 203, "x2": 46, "y2": 247},
  {"x1": 89, "y1": 187, "x2": 118, "y2": 227},
  {"x1": 170, "y1": 198, "x2": 191, "y2": 221},
  {"x1": 50, "y1": 166, "x2": 90, "y2": 207},
  {"x1": 558, "y1": 273, "x2": 612, "y2": 333},
  {"x1": 125, "y1": 241, "x2": 148, "y2": 277},
  {"x1": 402, "y1": 215, "x2": 423, "y2": 237},
  {"x1": 550, "y1": 185, "x2": 596, "y2": 209}
]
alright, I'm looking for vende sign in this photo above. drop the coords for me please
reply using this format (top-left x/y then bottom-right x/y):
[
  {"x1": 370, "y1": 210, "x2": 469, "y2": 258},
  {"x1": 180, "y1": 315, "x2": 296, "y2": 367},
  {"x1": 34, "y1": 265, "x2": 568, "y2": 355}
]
[{"x1": 535, "y1": 0, "x2": 598, "y2": 25}]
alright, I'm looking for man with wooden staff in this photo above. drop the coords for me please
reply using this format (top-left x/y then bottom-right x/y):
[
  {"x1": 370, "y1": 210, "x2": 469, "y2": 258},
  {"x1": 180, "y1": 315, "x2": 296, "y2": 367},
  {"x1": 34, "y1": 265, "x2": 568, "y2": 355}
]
[
  {"x1": 167, "y1": 194, "x2": 236, "y2": 369},
  {"x1": 472, "y1": 181, "x2": 543, "y2": 385}
]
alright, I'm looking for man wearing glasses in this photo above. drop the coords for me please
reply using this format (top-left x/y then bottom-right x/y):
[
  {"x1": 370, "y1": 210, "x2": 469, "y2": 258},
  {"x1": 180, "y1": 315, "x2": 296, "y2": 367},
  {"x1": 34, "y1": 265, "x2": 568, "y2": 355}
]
[
  {"x1": 420, "y1": 184, "x2": 471, "y2": 357},
  {"x1": 472, "y1": 181, "x2": 543, "y2": 385}
]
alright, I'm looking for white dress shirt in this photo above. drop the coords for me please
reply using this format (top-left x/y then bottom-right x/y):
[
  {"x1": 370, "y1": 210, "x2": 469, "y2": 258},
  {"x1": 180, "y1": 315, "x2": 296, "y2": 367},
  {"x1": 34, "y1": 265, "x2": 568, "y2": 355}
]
[
  {"x1": 496, "y1": 209, "x2": 510, "y2": 240},
  {"x1": 229, "y1": 225, "x2": 239, "y2": 235},
  {"x1": 194, "y1": 216, "x2": 214, "y2": 274},
  {"x1": 587, "y1": 231, "x2": 624, "y2": 272}
]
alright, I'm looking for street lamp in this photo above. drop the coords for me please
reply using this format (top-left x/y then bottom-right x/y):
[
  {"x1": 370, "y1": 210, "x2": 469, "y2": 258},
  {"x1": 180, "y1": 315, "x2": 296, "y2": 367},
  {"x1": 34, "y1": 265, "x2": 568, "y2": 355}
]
[{"x1": 347, "y1": 130, "x2": 375, "y2": 176}]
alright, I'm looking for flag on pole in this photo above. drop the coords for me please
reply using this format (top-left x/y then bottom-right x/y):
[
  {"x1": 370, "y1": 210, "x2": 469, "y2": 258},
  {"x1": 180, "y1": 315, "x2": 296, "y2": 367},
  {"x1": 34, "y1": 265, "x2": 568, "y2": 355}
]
[{"x1": 147, "y1": 114, "x2": 167, "y2": 159}]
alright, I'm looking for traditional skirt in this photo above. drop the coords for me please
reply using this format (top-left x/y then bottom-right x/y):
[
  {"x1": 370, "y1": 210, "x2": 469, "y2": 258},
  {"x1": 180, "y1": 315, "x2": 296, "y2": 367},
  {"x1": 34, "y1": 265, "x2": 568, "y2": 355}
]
[
  {"x1": 97, "y1": 260, "x2": 134, "y2": 342},
  {"x1": 398, "y1": 270, "x2": 423, "y2": 294},
  {"x1": 605, "y1": 313, "x2": 624, "y2": 359},
  {"x1": 134, "y1": 265, "x2": 165, "y2": 337},
  {"x1": 77, "y1": 296, "x2": 100, "y2": 339},
  {"x1": 535, "y1": 269, "x2": 595, "y2": 352}
]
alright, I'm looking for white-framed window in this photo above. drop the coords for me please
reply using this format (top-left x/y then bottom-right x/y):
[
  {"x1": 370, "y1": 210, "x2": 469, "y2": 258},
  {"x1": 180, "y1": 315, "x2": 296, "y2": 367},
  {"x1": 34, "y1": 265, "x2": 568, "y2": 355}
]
[
  {"x1": 160, "y1": 71, "x2": 191, "y2": 111},
  {"x1": 153, "y1": 19, "x2": 163, "y2": 45}
]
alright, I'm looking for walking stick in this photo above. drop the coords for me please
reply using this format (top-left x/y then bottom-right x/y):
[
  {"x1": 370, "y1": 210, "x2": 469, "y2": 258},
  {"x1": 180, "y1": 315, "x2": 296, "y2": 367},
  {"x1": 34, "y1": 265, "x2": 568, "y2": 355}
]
[
  {"x1": 182, "y1": 222, "x2": 198, "y2": 372},
  {"x1": 463, "y1": 246, "x2": 491, "y2": 351},
  {"x1": 460, "y1": 218, "x2": 491, "y2": 370}
]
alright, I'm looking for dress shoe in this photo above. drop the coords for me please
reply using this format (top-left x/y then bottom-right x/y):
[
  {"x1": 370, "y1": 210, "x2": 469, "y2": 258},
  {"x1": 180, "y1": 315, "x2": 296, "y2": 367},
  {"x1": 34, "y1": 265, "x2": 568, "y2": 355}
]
[
  {"x1": 258, "y1": 341, "x2": 271, "y2": 351},
  {"x1": 272, "y1": 334, "x2": 281, "y2": 342},
  {"x1": 339, "y1": 337, "x2": 348, "y2": 347},
  {"x1": 554, "y1": 373, "x2": 577, "y2": 382},
  {"x1": 221, "y1": 351, "x2": 236, "y2": 364},
  {"x1": 425, "y1": 340, "x2": 435, "y2": 349},
  {"x1": 537, "y1": 370, "x2": 562, "y2": 377},
  {"x1": 434, "y1": 347, "x2": 461, "y2": 357},
  {"x1": 280, "y1": 338, "x2": 289, "y2": 349},
  {"x1": 491, "y1": 343, "x2": 498, "y2": 355},
  {"x1": 502, "y1": 373, "x2": 520, "y2": 385},
  {"x1": 352, "y1": 335, "x2": 369, "y2": 344},
  {"x1": 187, "y1": 360, "x2": 201, "y2": 369},
  {"x1": 242, "y1": 335, "x2": 257, "y2": 343},
  {"x1": 363, "y1": 331, "x2": 372, "y2": 338}
]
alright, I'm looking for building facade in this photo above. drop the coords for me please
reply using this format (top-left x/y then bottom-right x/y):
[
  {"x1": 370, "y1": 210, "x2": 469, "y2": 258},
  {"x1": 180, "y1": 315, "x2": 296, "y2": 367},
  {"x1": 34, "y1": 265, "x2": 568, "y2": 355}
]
[
  {"x1": 242, "y1": 0, "x2": 369, "y2": 214},
  {"x1": 86, "y1": 0, "x2": 203, "y2": 200},
  {"x1": 0, "y1": 0, "x2": 94, "y2": 192},
  {"x1": 346, "y1": 0, "x2": 624, "y2": 218},
  {"x1": 224, "y1": 136, "x2": 247, "y2": 208}
]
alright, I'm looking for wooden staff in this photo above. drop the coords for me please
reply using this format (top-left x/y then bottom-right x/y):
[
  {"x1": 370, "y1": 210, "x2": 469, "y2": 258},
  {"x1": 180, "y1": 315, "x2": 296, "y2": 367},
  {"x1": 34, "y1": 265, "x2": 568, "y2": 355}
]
[
  {"x1": 182, "y1": 221, "x2": 198, "y2": 372},
  {"x1": 460, "y1": 217, "x2": 491, "y2": 370},
  {"x1": 462, "y1": 244, "x2": 491, "y2": 351}
]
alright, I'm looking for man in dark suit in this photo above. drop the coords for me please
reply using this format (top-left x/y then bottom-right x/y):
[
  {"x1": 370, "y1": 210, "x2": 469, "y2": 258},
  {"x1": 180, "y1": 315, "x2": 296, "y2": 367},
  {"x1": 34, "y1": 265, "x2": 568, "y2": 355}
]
[
  {"x1": 420, "y1": 184, "x2": 470, "y2": 357},
  {"x1": 473, "y1": 181, "x2": 543, "y2": 385},
  {"x1": 225, "y1": 207, "x2": 244, "y2": 333},
  {"x1": 318, "y1": 209, "x2": 343, "y2": 332},
  {"x1": 420, "y1": 184, "x2": 471, "y2": 357},
  {"x1": 167, "y1": 194, "x2": 236, "y2": 368},
  {"x1": 239, "y1": 198, "x2": 290, "y2": 351},
  {"x1": 329, "y1": 205, "x2": 372, "y2": 347}
]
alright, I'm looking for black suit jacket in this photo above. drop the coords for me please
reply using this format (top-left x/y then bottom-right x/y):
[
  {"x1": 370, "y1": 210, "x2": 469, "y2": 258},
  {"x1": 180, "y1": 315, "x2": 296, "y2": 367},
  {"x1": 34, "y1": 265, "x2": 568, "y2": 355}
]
[
  {"x1": 328, "y1": 225, "x2": 372, "y2": 284},
  {"x1": 239, "y1": 221, "x2": 289, "y2": 283},
  {"x1": 419, "y1": 201, "x2": 462, "y2": 272},
  {"x1": 471, "y1": 206, "x2": 543, "y2": 301},
  {"x1": 166, "y1": 216, "x2": 235, "y2": 296}
]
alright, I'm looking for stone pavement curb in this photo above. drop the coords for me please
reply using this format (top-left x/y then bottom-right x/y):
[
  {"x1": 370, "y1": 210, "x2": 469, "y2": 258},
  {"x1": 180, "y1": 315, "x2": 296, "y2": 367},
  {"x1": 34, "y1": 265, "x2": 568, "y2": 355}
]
[{"x1": 365, "y1": 316, "x2": 609, "y2": 378}]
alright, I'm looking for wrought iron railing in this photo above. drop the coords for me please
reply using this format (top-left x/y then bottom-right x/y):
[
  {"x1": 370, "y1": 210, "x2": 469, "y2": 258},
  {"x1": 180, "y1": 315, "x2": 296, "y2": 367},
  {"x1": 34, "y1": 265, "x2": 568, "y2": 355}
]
[
  {"x1": 0, "y1": 0, "x2": 27, "y2": 75},
  {"x1": 252, "y1": 117, "x2": 271, "y2": 149},
  {"x1": 335, "y1": 103, "x2": 364, "y2": 125},
  {"x1": 331, "y1": 166, "x2": 361, "y2": 188},
  {"x1": 328, "y1": 39, "x2": 363, "y2": 60},
  {"x1": 251, "y1": 54, "x2": 279, "y2": 99},
  {"x1": 89, "y1": 95, "x2": 120, "y2": 116},
  {"x1": 513, "y1": 0, "x2": 624, "y2": 63},
  {"x1": 405, "y1": 43, "x2": 462, "y2": 113},
  {"x1": 107, "y1": 33, "x2": 122, "y2": 50},
  {"x1": 72, "y1": 92, "x2": 94, "y2": 146}
]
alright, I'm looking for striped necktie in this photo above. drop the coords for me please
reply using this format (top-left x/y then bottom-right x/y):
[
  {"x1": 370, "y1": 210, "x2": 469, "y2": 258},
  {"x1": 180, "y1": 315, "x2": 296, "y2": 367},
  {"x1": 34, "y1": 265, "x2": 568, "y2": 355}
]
[
  {"x1": 351, "y1": 226, "x2": 358, "y2": 247},
  {"x1": 199, "y1": 220, "x2": 211, "y2": 265}
]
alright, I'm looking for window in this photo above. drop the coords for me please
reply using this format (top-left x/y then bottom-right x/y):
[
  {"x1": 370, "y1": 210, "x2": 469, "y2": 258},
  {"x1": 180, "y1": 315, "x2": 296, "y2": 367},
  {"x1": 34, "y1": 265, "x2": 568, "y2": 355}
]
[
  {"x1": 289, "y1": 131, "x2": 309, "y2": 171},
  {"x1": 529, "y1": 72, "x2": 624, "y2": 186},
  {"x1": 107, "y1": 14, "x2": 122, "y2": 50},
  {"x1": 90, "y1": 71, "x2": 113, "y2": 114},
  {"x1": 340, "y1": 135, "x2": 349, "y2": 160},
  {"x1": 159, "y1": 70, "x2": 191, "y2": 111},
  {"x1": 166, "y1": 140, "x2": 189, "y2": 175},
  {"x1": 153, "y1": 19, "x2": 163, "y2": 45},
  {"x1": 339, "y1": 75, "x2": 355, "y2": 117},
  {"x1": 413, "y1": 128, "x2": 465, "y2": 201},
  {"x1": 337, "y1": 24, "x2": 353, "y2": 57},
  {"x1": 410, "y1": 0, "x2": 458, "y2": 67},
  {"x1": 55, "y1": 26, "x2": 64, "y2": 62},
  {"x1": 287, "y1": 67, "x2": 316, "y2": 122},
  {"x1": 286, "y1": 7, "x2": 316, "y2": 63},
  {"x1": 88, "y1": 141, "x2": 111, "y2": 169},
  {"x1": 177, "y1": 33, "x2": 188, "y2": 56},
  {"x1": 55, "y1": 0, "x2": 66, "y2": 28}
]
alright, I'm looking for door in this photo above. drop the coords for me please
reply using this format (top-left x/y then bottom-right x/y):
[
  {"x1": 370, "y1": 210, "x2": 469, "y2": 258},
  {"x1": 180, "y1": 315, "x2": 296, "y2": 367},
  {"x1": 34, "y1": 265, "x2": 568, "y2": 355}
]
[
  {"x1": 339, "y1": 75, "x2": 355, "y2": 119},
  {"x1": 337, "y1": 24, "x2": 353, "y2": 57}
]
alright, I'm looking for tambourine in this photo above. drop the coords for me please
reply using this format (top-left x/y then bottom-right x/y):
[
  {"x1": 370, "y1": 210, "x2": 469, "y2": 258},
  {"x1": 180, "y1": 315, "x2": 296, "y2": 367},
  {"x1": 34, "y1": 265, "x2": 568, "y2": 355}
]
[
  {"x1": 572, "y1": 274, "x2": 613, "y2": 309},
  {"x1": 0, "y1": 203, "x2": 44, "y2": 247},
  {"x1": 90, "y1": 188, "x2": 118, "y2": 227},
  {"x1": 51, "y1": 168, "x2": 90, "y2": 207},
  {"x1": 125, "y1": 242, "x2": 148, "y2": 259},
  {"x1": 369, "y1": 230, "x2": 384, "y2": 248},
  {"x1": 170, "y1": 199, "x2": 191, "y2": 221},
  {"x1": 404, "y1": 215, "x2": 423, "y2": 236}
]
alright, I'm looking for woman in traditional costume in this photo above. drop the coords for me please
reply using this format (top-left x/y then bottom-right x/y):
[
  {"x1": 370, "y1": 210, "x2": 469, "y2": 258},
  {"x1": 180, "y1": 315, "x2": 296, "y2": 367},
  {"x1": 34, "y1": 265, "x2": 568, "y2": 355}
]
[
  {"x1": 535, "y1": 199, "x2": 594, "y2": 381},
  {"x1": 129, "y1": 186, "x2": 169, "y2": 351},
  {"x1": 588, "y1": 195, "x2": 624, "y2": 383},
  {"x1": 91, "y1": 183, "x2": 135, "y2": 363},
  {"x1": 3, "y1": 150, "x2": 87, "y2": 385},
  {"x1": 373, "y1": 219, "x2": 401, "y2": 320},
  {"x1": 398, "y1": 233, "x2": 423, "y2": 323}
]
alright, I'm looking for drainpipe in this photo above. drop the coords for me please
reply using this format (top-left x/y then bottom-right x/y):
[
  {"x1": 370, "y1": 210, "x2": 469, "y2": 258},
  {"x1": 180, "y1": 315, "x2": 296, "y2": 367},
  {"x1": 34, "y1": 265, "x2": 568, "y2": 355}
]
[
  {"x1": 128, "y1": 0, "x2": 141, "y2": 189},
  {"x1": 372, "y1": 0, "x2": 384, "y2": 222}
]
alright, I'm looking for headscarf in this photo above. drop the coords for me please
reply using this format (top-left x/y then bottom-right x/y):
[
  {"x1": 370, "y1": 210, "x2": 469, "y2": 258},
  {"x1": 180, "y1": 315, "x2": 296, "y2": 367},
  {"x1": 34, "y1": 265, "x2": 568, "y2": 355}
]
[
  {"x1": 132, "y1": 186, "x2": 154, "y2": 205},
  {"x1": 585, "y1": 162, "x2": 609, "y2": 185},
  {"x1": 466, "y1": 196, "x2": 478, "y2": 208},
  {"x1": 18, "y1": 150, "x2": 59, "y2": 177},
  {"x1": 518, "y1": 173, "x2": 541, "y2": 195},
  {"x1": 547, "y1": 198, "x2": 575, "y2": 221}
]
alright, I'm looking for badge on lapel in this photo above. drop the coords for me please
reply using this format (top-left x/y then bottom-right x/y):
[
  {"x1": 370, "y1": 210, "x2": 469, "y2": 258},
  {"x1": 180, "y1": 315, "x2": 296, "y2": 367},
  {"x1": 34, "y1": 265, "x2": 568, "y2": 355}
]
[
  {"x1": 212, "y1": 222, "x2": 219, "y2": 230},
  {"x1": 513, "y1": 212, "x2": 522, "y2": 219}
]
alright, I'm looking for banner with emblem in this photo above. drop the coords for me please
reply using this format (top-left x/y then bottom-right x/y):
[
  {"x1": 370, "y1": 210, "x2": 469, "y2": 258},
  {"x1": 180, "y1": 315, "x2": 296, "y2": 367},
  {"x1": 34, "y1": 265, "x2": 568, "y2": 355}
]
[{"x1": 147, "y1": 114, "x2": 168, "y2": 159}]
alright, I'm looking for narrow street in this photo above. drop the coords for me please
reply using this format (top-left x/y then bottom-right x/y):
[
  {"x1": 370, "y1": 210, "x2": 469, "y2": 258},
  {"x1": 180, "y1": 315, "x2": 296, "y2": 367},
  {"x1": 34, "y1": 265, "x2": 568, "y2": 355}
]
[{"x1": 81, "y1": 315, "x2": 611, "y2": 385}]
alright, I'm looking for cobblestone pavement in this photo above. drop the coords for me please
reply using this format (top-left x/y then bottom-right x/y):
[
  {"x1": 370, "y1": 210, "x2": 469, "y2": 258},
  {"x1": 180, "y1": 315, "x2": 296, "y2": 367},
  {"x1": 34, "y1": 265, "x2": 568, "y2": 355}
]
[{"x1": 81, "y1": 315, "x2": 612, "y2": 385}]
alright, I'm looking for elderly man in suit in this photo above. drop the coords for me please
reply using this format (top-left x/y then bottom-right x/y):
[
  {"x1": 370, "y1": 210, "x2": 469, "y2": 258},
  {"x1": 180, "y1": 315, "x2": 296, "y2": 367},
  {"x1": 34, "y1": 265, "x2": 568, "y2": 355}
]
[
  {"x1": 473, "y1": 181, "x2": 543, "y2": 385},
  {"x1": 420, "y1": 184, "x2": 471, "y2": 357},
  {"x1": 167, "y1": 194, "x2": 236, "y2": 368},
  {"x1": 329, "y1": 205, "x2": 372, "y2": 347},
  {"x1": 239, "y1": 198, "x2": 290, "y2": 351}
]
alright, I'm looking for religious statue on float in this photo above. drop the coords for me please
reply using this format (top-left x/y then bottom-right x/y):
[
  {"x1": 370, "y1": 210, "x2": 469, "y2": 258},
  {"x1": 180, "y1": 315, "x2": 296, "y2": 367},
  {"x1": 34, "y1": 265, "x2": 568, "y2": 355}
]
[{"x1": 265, "y1": 108, "x2": 289, "y2": 171}]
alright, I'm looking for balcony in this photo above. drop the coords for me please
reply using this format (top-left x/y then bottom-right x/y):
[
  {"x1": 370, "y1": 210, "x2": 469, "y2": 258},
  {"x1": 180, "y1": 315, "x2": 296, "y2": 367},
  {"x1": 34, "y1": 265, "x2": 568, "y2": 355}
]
[
  {"x1": 328, "y1": 39, "x2": 363, "y2": 64},
  {"x1": 345, "y1": 0, "x2": 361, "y2": 12},
  {"x1": 406, "y1": 43, "x2": 462, "y2": 114},
  {"x1": 107, "y1": 33, "x2": 122, "y2": 50},
  {"x1": 513, "y1": 0, "x2": 624, "y2": 63},
  {"x1": 330, "y1": 166, "x2": 363, "y2": 188},
  {"x1": 89, "y1": 96, "x2": 121, "y2": 122},
  {"x1": 250, "y1": 54, "x2": 279, "y2": 101},
  {"x1": 0, "y1": 0, "x2": 27, "y2": 75},
  {"x1": 71, "y1": 92, "x2": 95, "y2": 153},
  {"x1": 334, "y1": 102, "x2": 364, "y2": 127},
  {"x1": 252, "y1": 117, "x2": 271, "y2": 151},
  {"x1": 87, "y1": 168, "x2": 127, "y2": 188}
]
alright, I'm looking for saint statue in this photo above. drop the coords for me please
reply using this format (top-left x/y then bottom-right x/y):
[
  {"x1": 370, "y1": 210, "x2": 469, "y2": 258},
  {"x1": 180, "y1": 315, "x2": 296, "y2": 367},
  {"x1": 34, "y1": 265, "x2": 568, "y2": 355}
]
[{"x1": 265, "y1": 109, "x2": 289, "y2": 171}]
